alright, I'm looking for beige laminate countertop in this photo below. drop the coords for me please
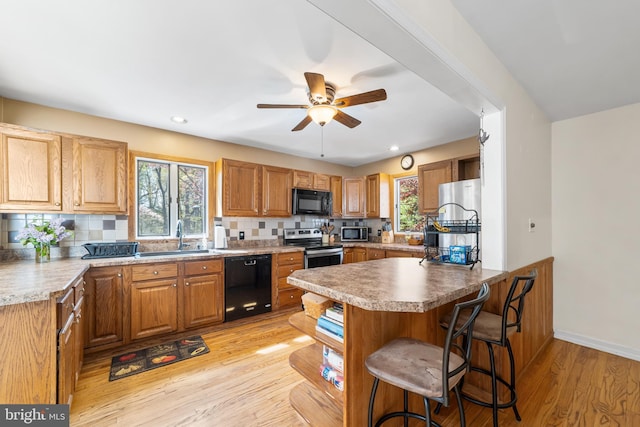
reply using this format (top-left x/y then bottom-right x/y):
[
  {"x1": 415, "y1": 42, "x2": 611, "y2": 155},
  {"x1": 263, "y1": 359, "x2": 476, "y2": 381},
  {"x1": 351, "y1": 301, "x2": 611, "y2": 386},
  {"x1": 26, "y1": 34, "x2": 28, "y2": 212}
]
[
  {"x1": 287, "y1": 257, "x2": 507, "y2": 312},
  {"x1": 0, "y1": 246, "x2": 303, "y2": 307}
]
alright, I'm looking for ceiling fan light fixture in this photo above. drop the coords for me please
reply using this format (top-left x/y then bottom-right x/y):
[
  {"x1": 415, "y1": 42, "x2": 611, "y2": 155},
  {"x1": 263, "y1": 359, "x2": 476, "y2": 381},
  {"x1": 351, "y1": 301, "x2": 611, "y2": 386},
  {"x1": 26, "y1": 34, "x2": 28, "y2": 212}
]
[{"x1": 308, "y1": 104, "x2": 337, "y2": 126}]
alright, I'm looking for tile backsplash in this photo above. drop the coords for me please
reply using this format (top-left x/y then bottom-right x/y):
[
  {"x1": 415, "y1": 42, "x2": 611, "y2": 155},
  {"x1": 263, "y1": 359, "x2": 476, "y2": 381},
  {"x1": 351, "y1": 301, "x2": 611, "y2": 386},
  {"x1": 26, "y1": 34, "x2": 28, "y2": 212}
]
[{"x1": 0, "y1": 212, "x2": 389, "y2": 258}]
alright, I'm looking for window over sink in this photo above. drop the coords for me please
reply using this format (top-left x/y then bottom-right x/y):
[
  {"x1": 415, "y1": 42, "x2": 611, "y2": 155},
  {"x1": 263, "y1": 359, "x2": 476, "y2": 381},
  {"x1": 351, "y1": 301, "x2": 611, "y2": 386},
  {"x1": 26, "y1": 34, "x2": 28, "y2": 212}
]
[
  {"x1": 394, "y1": 175, "x2": 425, "y2": 234},
  {"x1": 134, "y1": 153, "x2": 211, "y2": 239}
]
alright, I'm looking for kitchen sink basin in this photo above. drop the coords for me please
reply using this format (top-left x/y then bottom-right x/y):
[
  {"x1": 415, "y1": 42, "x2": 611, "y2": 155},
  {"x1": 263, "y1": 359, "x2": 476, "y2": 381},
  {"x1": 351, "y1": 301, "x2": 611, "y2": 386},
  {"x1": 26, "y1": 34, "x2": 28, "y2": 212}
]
[{"x1": 135, "y1": 249, "x2": 211, "y2": 257}]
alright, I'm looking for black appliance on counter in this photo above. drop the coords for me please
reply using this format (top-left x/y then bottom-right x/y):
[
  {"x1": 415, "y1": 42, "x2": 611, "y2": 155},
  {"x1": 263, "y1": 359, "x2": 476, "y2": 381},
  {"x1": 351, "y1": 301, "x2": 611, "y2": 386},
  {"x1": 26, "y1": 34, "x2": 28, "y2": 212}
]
[
  {"x1": 292, "y1": 188, "x2": 332, "y2": 216},
  {"x1": 283, "y1": 228, "x2": 343, "y2": 268},
  {"x1": 224, "y1": 254, "x2": 272, "y2": 322}
]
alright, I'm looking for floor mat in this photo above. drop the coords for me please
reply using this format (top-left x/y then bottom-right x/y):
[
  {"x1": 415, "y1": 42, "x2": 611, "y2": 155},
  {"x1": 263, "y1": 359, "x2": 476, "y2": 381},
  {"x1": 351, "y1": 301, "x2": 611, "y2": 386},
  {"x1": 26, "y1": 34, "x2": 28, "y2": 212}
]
[{"x1": 109, "y1": 335, "x2": 209, "y2": 381}]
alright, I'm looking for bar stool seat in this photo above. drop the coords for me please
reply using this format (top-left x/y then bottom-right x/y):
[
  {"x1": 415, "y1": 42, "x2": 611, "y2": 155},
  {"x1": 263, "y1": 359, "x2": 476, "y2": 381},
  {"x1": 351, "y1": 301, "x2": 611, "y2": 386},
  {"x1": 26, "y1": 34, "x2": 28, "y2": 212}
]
[
  {"x1": 439, "y1": 270, "x2": 537, "y2": 427},
  {"x1": 365, "y1": 283, "x2": 490, "y2": 427}
]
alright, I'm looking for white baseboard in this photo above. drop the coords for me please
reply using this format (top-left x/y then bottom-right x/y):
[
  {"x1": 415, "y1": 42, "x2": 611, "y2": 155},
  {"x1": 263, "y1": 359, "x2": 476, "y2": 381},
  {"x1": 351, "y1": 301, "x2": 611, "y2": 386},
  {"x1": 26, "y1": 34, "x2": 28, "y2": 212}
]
[{"x1": 554, "y1": 330, "x2": 640, "y2": 362}]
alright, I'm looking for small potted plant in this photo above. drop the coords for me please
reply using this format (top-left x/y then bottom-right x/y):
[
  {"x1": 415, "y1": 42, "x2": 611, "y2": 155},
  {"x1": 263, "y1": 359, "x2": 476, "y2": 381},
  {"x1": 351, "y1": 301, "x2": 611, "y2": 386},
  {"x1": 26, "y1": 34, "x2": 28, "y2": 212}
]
[{"x1": 16, "y1": 218, "x2": 72, "y2": 263}]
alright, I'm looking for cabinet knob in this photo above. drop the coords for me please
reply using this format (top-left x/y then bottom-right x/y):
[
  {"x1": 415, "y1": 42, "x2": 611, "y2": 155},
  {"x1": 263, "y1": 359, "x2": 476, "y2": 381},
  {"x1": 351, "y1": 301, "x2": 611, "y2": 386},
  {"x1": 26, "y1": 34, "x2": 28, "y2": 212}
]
[
  {"x1": 74, "y1": 202, "x2": 80, "y2": 206},
  {"x1": 290, "y1": 295, "x2": 294, "y2": 299},
  {"x1": 55, "y1": 202, "x2": 61, "y2": 206},
  {"x1": 173, "y1": 283, "x2": 177, "y2": 287},
  {"x1": 185, "y1": 282, "x2": 190, "y2": 286},
  {"x1": 154, "y1": 271, "x2": 158, "y2": 275},
  {"x1": 202, "y1": 266, "x2": 207, "y2": 270},
  {"x1": 289, "y1": 269, "x2": 294, "y2": 273},
  {"x1": 117, "y1": 273, "x2": 122, "y2": 277}
]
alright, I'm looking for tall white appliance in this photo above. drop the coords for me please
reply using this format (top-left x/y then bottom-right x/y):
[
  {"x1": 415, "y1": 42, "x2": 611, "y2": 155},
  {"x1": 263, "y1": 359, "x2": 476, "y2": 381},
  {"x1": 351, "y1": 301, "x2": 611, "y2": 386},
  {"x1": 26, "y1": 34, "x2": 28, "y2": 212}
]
[{"x1": 437, "y1": 178, "x2": 481, "y2": 260}]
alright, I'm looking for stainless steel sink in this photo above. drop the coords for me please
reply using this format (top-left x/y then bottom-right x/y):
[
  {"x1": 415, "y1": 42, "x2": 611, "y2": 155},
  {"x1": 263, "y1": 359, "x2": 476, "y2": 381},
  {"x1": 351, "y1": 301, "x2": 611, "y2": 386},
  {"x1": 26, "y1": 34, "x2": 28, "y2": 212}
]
[{"x1": 135, "y1": 249, "x2": 210, "y2": 257}]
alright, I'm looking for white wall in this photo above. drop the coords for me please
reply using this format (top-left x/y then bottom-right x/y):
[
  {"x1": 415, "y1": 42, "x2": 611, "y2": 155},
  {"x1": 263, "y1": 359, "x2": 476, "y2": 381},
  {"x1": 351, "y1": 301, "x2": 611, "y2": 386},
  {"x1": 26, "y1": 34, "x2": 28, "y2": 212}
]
[{"x1": 552, "y1": 103, "x2": 640, "y2": 359}]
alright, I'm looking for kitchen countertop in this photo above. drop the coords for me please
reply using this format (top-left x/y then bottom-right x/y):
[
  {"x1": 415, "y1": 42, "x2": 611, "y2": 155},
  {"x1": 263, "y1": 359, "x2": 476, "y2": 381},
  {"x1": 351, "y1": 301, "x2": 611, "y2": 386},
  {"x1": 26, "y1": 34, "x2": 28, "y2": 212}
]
[
  {"x1": 0, "y1": 246, "x2": 304, "y2": 307},
  {"x1": 0, "y1": 241, "x2": 426, "y2": 308},
  {"x1": 287, "y1": 257, "x2": 507, "y2": 312}
]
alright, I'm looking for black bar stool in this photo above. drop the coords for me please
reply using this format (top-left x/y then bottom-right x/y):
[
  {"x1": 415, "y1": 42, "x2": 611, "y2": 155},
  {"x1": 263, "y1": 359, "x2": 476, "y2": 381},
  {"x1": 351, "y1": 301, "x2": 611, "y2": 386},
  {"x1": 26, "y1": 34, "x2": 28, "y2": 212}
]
[
  {"x1": 365, "y1": 283, "x2": 490, "y2": 427},
  {"x1": 439, "y1": 269, "x2": 537, "y2": 426}
]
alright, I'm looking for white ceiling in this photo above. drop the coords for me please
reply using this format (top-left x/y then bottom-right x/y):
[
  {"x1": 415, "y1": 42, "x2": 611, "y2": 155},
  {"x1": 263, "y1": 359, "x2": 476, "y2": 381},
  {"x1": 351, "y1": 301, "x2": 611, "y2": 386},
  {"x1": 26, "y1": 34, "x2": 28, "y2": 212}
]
[{"x1": 1, "y1": 1, "x2": 638, "y2": 166}]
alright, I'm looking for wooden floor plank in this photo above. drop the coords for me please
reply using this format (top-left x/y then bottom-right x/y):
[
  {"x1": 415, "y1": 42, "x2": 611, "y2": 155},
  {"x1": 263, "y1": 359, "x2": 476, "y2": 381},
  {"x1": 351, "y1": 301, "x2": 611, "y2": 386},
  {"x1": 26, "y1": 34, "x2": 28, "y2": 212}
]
[{"x1": 70, "y1": 312, "x2": 640, "y2": 426}]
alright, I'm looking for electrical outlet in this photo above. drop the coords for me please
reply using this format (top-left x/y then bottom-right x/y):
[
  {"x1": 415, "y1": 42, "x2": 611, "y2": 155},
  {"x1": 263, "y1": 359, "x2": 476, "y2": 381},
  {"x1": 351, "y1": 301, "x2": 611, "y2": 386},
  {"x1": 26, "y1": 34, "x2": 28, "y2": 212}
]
[
  {"x1": 528, "y1": 218, "x2": 536, "y2": 233},
  {"x1": 239, "y1": 231, "x2": 245, "y2": 240}
]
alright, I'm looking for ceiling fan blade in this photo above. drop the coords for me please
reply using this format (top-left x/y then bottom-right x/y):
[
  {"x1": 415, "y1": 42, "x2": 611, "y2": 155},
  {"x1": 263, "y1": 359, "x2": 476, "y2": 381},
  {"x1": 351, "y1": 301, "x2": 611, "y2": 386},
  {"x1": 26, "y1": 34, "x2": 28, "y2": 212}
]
[
  {"x1": 334, "y1": 88, "x2": 387, "y2": 108},
  {"x1": 257, "y1": 104, "x2": 309, "y2": 109},
  {"x1": 304, "y1": 72, "x2": 328, "y2": 103},
  {"x1": 292, "y1": 115, "x2": 313, "y2": 131},
  {"x1": 333, "y1": 110, "x2": 361, "y2": 128}
]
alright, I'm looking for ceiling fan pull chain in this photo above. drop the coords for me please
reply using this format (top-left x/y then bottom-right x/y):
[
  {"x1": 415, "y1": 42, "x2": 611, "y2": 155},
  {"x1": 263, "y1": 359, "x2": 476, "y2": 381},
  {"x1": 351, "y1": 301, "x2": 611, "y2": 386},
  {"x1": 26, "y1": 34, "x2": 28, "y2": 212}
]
[{"x1": 320, "y1": 126, "x2": 325, "y2": 158}]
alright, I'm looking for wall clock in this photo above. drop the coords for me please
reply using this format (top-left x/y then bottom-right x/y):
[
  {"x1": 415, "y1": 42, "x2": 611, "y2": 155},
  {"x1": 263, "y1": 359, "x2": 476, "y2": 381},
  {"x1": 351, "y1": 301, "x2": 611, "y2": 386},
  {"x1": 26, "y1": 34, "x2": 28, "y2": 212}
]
[{"x1": 400, "y1": 154, "x2": 414, "y2": 170}]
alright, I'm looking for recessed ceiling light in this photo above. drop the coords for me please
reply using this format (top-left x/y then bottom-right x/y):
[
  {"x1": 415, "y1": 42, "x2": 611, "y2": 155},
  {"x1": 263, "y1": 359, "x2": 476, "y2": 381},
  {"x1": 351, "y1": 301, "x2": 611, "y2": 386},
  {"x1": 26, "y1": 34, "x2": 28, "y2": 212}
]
[
  {"x1": 171, "y1": 116, "x2": 188, "y2": 124},
  {"x1": 389, "y1": 145, "x2": 399, "y2": 151}
]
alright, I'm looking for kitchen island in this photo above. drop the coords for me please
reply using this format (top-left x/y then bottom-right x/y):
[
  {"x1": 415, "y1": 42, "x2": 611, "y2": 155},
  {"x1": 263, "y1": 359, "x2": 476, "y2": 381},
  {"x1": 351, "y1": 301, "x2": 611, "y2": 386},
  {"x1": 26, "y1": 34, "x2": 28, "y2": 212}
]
[{"x1": 286, "y1": 257, "x2": 509, "y2": 427}]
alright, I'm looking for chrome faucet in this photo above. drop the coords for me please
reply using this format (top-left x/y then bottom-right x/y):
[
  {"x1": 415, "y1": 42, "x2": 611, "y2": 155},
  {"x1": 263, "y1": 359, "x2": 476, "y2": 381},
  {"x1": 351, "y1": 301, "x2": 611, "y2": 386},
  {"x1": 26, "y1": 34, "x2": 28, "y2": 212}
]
[{"x1": 176, "y1": 219, "x2": 185, "y2": 250}]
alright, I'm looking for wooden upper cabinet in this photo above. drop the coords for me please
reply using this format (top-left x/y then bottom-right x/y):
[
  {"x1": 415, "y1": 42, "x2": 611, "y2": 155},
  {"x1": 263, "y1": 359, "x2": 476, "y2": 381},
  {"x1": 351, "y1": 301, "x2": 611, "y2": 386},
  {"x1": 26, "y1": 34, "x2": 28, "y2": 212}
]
[
  {"x1": 313, "y1": 173, "x2": 330, "y2": 191},
  {"x1": 342, "y1": 176, "x2": 365, "y2": 218},
  {"x1": 330, "y1": 176, "x2": 342, "y2": 217},
  {"x1": 365, "y1": 173, "x2": 390, "y2": 218},
  {"x1": 262, "y1": 165, "x2": 292, "y2": 217},
  {"x1": 293, "y1": 170, "x2": 330, "y2": 191},
  {"x1": 293, "y1": 170, "x2": 313, "y2": 189},
  {"x1": 453, "y1": 155, "x2": 481, "y2": 181},
  {"x1": 0, "y1": 126, "x2": 62, "y2": 211},
  {"x1": 219, "y1": 159, "x2": 261, "y2": 216},
  {"x1": 71, "y1": 137, "x2": 127, "y2": 213},
  {"x1": 418, "y1": 160, "x2": 453, "y2": 213}
]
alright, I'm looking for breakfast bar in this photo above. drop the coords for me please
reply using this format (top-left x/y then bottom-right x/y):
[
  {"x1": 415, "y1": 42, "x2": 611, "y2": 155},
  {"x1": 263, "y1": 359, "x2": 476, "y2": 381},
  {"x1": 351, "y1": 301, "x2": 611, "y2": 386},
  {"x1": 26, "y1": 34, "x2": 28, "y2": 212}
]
[{"x1": 287, "y1": 257, "x2": 509, "y2": 426}]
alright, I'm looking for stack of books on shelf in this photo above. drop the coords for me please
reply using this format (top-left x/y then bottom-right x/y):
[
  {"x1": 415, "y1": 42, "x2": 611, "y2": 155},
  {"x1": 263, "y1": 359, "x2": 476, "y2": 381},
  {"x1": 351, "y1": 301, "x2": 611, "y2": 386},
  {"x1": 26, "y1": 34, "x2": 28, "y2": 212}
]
[
  {"x1": 315, "y1": 304, "x2": 344, "y2": 343},
  {"x1": 316, "y1": 303, "x2": 344, "y2": 391}
]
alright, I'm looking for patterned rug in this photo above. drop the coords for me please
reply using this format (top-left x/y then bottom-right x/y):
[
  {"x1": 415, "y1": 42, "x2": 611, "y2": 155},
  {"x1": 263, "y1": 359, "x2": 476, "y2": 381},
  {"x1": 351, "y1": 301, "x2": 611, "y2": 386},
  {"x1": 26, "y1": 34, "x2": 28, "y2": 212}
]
[{"x1": 109, "y1": 336, "x2": 210, "y2": 381}]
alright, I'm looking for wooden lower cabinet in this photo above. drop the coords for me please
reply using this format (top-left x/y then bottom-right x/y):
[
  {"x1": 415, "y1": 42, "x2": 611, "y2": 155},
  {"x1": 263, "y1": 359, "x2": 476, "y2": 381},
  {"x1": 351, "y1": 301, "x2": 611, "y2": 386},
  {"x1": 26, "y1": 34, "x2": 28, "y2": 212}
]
[
  {"x1": 130, "y1": 277, "x2": 179, "y2": 340},
  {"x1": 84, "y1": 266, "x2": 124, "y2": 350},
  {"x1": 273, "y1": 252, "x2": 305, "y2": 309},
  {"x1": 343, "y1": 247, "x2": 366, "y2": 264},
  {"x1": 57, "y1": 275, "x2": 84, "y2": 405},
  {"x1": 384, "y1": 249, "x2": 413, "y2": 258},
  {"x1": 183, "y1": 259, "x2": 224, "y2": 328},
  {"x1": 367, "y1": 248, "x2": 385, "y2": 260}
]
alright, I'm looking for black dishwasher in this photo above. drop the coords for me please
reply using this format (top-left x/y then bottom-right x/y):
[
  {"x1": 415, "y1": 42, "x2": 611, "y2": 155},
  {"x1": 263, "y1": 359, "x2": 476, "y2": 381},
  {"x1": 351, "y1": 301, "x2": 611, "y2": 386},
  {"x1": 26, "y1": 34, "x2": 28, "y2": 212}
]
[{"x1": 224, "y1": 254, "x2": 272, "y2": 322}]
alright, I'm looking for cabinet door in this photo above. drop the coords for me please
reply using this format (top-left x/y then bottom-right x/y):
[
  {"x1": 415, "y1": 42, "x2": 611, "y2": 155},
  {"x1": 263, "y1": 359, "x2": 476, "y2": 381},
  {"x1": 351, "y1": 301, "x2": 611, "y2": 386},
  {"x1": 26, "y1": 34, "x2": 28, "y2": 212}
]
[
  {"x1": 365, "y1": 173, "x2": 390, "y2": 218},
  {"x1": 84, "y1": 267, "x2": 124, "y2": 349},
  {"x1": 313, "y1": 173, "x2": 331, "y2": 191},
  {"x1": 354, "y1": 248, "x2": 367, "y2": 262},
  {"x1": 72, "y1": 137, "x2": 127, "y2": 213},
  {"x1": 330, "y1": 176, "x2": 342, "y2": 217},
  {"x1": 293, "y1": 170, "x2": 313, "y2": 189},
  {"x1": 57, "y1": 314, "x2": 75, "y2": 405},
  {"x1": 342, "y1": 177, "x2": 365, "y2": 218},
  {"x1": 262, "y1": 165, "x2": 292, "y2": 216},
  {"x1": 222, "y1": 159, "x2": 261, "y2": 216},
  {"x1": 130, "y1": 278, "x2": 178, "y2": 340},
  {"x1": 418, "y1": 160, "x2": 452, "y2": 213},
  {"x1": 183, "y1": 274, "x2": 223, "y2": 328},
  {"x1": 0, "y1": 127, "x2": 62, "y2": 210}
]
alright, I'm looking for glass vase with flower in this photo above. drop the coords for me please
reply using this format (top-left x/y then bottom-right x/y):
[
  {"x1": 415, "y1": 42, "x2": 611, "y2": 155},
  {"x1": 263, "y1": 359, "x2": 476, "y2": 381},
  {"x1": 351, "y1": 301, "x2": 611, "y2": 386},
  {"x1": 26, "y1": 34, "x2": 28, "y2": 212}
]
[{"x1": 16, "y1": 218, "x2": 73, "y2": 263}]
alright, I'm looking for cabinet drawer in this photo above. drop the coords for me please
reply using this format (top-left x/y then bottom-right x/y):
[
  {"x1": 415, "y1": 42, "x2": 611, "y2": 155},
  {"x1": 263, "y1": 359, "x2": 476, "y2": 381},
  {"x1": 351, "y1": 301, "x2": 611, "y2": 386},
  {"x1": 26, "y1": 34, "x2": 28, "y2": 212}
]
[
  {"x1": 184, "y1": 259, "x2": 223, "y2": 276},
  {"x1": 131, "y1": 263, "x2": 178, "y2": 281},
  {"x1": 367, "y1": 248, "x2": 386, "y2": 260},
  {"x1": 279, "y1": 288, "x2": 304, "y2": 308},
  {"x1": 57, "y1": 288, "x2": 74, "y2": 329},
  {"x1": 277, "y1": 263, "x2": 304, "y2": 278},
  {"x1": 277, "y1": 252, "x2": 304, "y2": 266},
  {"x1": 74, "y1": 278, "x2": 85, "y2": 307}
]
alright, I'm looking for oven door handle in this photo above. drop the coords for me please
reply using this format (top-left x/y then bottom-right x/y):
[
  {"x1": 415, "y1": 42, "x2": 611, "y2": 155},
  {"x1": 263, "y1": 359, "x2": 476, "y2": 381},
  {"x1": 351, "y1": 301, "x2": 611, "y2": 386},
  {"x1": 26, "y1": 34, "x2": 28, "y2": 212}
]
[{"x1": 305, "y1": 248, "x2": 343, "y2": 258}]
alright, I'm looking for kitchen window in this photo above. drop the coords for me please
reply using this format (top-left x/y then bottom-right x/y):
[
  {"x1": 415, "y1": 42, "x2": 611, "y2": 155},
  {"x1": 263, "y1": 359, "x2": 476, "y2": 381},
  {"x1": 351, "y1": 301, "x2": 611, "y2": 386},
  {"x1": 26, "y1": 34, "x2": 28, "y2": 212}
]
[
  {"x1": 394, "y1": 175, "x2": 425, "y2": 233},
  {"x1": 136, "y1": 157, "x2": 208, "y2": 238}
]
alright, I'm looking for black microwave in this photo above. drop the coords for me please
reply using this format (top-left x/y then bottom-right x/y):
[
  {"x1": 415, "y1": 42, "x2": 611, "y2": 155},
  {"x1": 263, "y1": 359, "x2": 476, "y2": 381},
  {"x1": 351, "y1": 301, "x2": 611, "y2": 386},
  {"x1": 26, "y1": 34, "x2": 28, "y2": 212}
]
[{"x1": 292, "y1": 189, "x2": 332, "y2": 216}]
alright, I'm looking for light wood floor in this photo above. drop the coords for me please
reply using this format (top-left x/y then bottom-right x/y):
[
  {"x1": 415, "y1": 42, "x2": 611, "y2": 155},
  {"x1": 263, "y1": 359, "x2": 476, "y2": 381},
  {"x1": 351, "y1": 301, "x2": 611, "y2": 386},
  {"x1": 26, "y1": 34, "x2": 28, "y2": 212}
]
[{"x1": 71, "y1": 310, "x2": 640, "y2": 426}]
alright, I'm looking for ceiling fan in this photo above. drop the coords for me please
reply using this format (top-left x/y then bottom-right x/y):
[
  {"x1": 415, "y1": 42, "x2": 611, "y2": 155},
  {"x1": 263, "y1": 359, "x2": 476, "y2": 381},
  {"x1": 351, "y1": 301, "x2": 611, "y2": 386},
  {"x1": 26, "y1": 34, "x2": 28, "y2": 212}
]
[{"x1": 257, "y1": 72, "x2": 387, "y2": 131}]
